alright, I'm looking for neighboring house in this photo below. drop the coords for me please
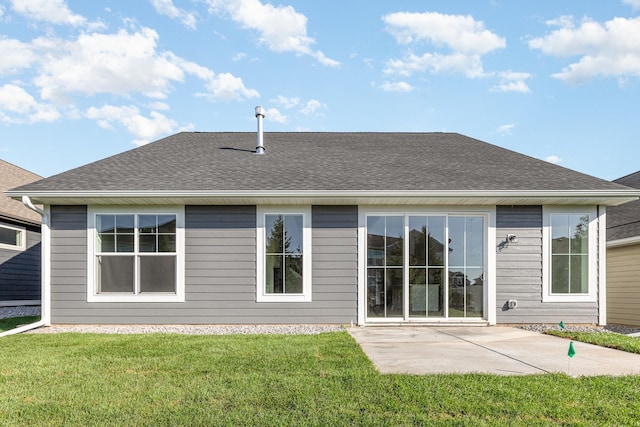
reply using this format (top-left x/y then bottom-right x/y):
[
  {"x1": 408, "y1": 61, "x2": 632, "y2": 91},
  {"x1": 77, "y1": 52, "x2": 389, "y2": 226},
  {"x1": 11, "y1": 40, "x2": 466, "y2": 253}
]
[
  {"x1": 606, "y1": 171, "x2": 640, "y2": 327},
  {"x1": 0, "y1": 160, "x2": 42, "y2": 305},
  {"x1": 7, "y1": 126, "x2": 639, "y2": 326}
]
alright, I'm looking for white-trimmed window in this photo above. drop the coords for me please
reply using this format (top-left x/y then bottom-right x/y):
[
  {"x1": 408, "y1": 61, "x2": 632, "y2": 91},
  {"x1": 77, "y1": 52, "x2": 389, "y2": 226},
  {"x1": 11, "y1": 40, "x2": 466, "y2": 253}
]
[
  {"x1": 87, "y1": 207, "x2": 185, "y2": 302},
  {"x1": 256, "y1": 206, "x2": 311, "y2": 302},
  {"x1": 542, "y1": 206, "x2": 597, "y2": 302},
  {"x1": 0, "y1": 224, "x2": 26, "y2": 251}
]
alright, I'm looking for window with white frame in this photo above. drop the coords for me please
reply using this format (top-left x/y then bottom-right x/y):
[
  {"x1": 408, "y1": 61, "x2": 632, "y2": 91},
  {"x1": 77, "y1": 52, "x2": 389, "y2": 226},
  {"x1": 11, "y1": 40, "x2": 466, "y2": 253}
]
[
  {"x1": 365, "y1": 212, "x2": 487, "y2": 320},
  {"x1": 87, "y1": 207, "x2": 184, "y2": 302},
  {"x1": 0, "y1": 224, "x2": 26, "y2": 251},
  {"x1": 543, "y1": 207, "x2": 597, "y2": 302},
  {"x1": 256, "y1": 207, "x2": 311, "y2": 302}
]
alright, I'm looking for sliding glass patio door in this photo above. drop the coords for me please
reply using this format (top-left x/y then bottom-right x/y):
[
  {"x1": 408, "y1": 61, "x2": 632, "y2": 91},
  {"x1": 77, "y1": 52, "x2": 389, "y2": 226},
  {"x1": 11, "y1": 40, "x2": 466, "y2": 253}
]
[{"x1": 366, "y1": 214, "x2": 485, "y2": 321}]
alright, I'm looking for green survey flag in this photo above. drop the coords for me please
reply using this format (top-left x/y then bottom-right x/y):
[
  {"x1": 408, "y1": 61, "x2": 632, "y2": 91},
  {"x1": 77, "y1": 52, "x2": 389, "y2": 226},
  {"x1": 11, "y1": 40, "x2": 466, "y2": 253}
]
[
  {"x1": 568, "y1": 341, "x2": 576, "y2": 358},
  {"x1": 559, "y1": 321, "x2": 566, "y2": 330}
]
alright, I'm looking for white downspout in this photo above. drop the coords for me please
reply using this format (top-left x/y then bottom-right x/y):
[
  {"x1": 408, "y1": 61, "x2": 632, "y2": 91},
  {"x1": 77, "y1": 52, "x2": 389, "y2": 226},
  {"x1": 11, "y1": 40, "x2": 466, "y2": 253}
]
[{"x1": 0, "y1": 196, "x2": 50, "y2": 337}]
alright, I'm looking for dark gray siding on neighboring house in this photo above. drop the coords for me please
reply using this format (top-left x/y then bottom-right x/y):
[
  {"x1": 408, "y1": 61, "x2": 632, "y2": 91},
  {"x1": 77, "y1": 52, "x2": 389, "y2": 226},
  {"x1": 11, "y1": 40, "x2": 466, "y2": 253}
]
[
  {"x1": 50, "y1": 204, "x2": 358, "y2": 324},
  {"x1": 495, "y1": 205, "x2": 598, "y2": 324},
  {"x1": 0, "y1": 221, "x2": 41, "y2": 302}
]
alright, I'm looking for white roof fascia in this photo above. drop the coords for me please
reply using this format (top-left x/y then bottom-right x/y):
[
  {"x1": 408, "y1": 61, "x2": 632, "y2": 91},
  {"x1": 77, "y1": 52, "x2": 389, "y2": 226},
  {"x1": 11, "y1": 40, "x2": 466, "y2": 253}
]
[{"x1": 7, "y1": 189, "x2": 640, "y2": 206}]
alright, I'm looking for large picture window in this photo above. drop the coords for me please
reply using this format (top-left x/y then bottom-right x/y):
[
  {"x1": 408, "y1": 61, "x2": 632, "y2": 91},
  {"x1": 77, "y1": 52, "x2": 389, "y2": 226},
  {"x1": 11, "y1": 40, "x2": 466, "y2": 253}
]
[
  {"x1": 0, "y1": 224, "x2": 26, "y2": 251},
  {"x1": 257, "y1": 207, "x2": 311, "y2": 302},
  {"x1": 543, "y1": 207, "x2": 597, "y2": 302},
  {"x1": 88, "y1": 207, "x2": 184, "y2": 302}
]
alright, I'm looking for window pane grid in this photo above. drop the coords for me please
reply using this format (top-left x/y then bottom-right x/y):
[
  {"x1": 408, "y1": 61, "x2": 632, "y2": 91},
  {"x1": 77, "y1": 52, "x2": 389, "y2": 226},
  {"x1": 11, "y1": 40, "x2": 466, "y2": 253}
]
[
  {"x1": 408, "y1": 216, "x2": 446, "y2": 318},
  {"x1": 550, "y1": 213, "x2": 589, "y2": 295},
  {"x1": 367, "y1": 216, "x2": 404, "y2": 318},
  {"x1": 96, "y1": 213, "x2": 177, "y2": 295},
  {"x1": 265, "y1": 214, "x2": 304, "y2": 295},
  {"x1": 369, "y1": 214, "x2": 484, "y2": 320}
]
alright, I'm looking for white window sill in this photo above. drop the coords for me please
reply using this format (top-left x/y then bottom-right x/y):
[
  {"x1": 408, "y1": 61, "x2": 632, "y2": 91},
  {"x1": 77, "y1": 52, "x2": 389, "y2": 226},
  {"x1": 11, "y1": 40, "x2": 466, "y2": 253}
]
[
  {"x1": 543, "y1": 294, "x2": 596, "y2": 303},
  {"x1": 0, "y1": 243, "x2": 25, "y2": 251},
  {"x1": 256, "y1": 293, "x2": 311, "y2": 303},
  {"x1": 87, "y1": 293, "x2": 184, "y2": 303}
]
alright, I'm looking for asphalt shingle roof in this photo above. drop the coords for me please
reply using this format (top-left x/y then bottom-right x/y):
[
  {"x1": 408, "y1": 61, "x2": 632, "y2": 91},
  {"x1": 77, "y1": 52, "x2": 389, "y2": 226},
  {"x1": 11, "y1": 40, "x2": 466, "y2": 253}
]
[
  {"x1": 0, "y1": 159, "x2": 42, "y2": 225},
  {"x1": 607, "y1": 171, "x2": 640, "y2": 241},
  {"x1": 11, "y1": 132, "x2": 631, "y2": 194}
]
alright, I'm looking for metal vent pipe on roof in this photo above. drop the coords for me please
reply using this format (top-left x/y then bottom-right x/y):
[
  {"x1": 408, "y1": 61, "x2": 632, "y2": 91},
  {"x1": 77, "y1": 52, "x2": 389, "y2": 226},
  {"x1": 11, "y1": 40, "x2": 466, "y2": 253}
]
[{"x1": 255, "y1": 106, "x2": 265, "y2": 154}]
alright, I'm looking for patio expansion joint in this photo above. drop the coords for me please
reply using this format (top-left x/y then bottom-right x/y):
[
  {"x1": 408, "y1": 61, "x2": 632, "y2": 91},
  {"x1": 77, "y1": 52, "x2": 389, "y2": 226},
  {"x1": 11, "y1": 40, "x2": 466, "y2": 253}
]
[{"x1": 433, "y1": 328, "x2": 551, "y2": 374}]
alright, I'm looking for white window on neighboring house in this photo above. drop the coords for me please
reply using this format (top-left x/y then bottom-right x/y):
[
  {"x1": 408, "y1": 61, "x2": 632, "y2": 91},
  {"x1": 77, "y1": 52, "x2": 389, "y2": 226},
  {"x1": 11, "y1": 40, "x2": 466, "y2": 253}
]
[
  {"x1": 256, "y1": 206, "x2": 312, "y2": 302},
  {"x1": 0, "y1": 224, "x2": 26, "y2": 251},
  {"x1": 542, "y1": 207, "x2": 597, "y2": 302},
  {"x1": 87, "y1": 207, "x2": 185, "y2": 302}
]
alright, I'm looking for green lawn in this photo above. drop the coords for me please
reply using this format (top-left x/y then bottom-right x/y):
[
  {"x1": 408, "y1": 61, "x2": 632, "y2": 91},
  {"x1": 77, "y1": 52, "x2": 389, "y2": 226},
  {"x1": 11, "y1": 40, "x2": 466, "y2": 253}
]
[
  {"x1": 547, "y1": 330, "x2": 640, "y2": 354},
  {"x1": 0, "y1": 315, "x2": 40, "y2": 333},
  {"x1": 1, "y1": 332, "x2": 639, "y2": 426}
]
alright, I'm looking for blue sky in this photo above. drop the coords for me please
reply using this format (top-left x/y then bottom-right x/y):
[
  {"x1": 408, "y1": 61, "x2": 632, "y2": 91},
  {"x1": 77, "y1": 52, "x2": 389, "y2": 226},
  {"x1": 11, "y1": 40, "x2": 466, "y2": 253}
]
[{"x1": 1, "y1": 0, "x2": 639, "y2": 181}]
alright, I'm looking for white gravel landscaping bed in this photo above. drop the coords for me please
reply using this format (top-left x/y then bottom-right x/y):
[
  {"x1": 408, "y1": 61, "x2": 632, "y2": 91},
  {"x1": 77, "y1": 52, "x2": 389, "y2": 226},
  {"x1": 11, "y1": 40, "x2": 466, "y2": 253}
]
[
  {"x1": 0, "y1": 305, "x2": 40, "y2": 320},
  {"x1": 3, "y1": 305, "x2": 640, "y2": 336},
  {"x1": 24, "y1": 324, "x2": 345, "y2": 335}
]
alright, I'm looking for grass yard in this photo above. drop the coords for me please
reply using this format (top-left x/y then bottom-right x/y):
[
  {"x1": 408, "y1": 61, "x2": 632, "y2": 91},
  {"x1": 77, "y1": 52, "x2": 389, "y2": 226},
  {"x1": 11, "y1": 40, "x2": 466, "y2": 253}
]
[
  {"x1": 1, "y1": 331, "x2": 640, "y2": 426},
  {"x1": 547, "y1": 330, "x2": 640, "y2": 354},
  {"x1": 0, "y1": 316, "x2": 40, "y2": 333}
]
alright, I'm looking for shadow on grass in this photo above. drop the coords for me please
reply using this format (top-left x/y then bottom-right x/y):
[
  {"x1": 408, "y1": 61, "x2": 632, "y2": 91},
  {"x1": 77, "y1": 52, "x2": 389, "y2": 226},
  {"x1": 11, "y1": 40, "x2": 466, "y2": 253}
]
[{"x1": 0, "y1": 316, "x2": 40, "y2": 333}]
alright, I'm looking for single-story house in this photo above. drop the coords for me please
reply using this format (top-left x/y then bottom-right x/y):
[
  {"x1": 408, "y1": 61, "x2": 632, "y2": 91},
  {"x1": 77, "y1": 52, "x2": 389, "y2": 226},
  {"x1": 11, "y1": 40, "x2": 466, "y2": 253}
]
[
  {"x1": 0, "y1": 159, "x2": 42, "y2": 306},
  {"x1": 7, "y1": 118, "x2": 639, "y2": 326},
  {"x1": 606, "y1": 171, "x2": 640, "y2": 327}
]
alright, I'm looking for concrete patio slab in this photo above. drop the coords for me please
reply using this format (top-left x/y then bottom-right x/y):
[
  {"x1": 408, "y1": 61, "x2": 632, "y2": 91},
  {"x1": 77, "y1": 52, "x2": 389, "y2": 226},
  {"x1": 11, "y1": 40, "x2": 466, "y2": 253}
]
[{"x1": 348, "y1": 326, "x2": 640, "y2": 376}]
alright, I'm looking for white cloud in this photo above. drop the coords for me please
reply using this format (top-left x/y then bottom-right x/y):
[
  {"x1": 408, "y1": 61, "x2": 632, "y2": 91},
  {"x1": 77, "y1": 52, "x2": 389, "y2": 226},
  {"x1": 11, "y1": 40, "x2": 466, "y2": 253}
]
[
  {"x1": 492, "y1": 71, "x2": 532, "y2": 93},
  {"x1": 623, "y1": 0, "x2": 640, "y2": 10},
  {"x1": 545, "y1": 155, "x2": 562, "y2": 164},
  {"x1": 383, "y1": 11, "x2": 505, "y2": 78},
  {"x1": 206, "y1": 0, "x2": 340, "y2": 67},
  {"x1": 384, "y1": 11, "x2": 506, "y2": 54},
  {"x1": 0, "y1": 37, "x2": 37, "y2": 75},
  {"x1": 204, "y1": 72, "x2": 260, "y2": 101},
  {"x1": 33, "y1": 28, "x2": 185, "y2": 103},
  {"x1": 264, "y1": 107, "x2": 287, "y2": 123},
  {"x1": 301, "y1": 99, "x2": 325, "y2": 115},
  {"x1": 0, "y1": 84, "x2": 36, "y2": 114},
  {"x1": 232, "y1": 52, "x2": 247, "y2": 61},
  {"x1": 496, "y1": 123, "x2": 515, "y2": 136},
  {"x1": 85, "y1": 104, "x2": 177, "y2": 145},
  {"x1": 272, "y1": 95, "x2": 300, "y2": 109},
  {"x1": 379, "y1": 81, "x2": 415, "y2": 92},
  {"x1": 10, "y1": 0, "x2": 86, "y2": 26},
  {"x1": 27, "y1": 28, "x2": 258, "y2": 104},
  {"x1": 0, "y1": 23, "x2": 259, "y2": 134},
  {"x1": 168, "y1": 55, "x2": 259, "y2": 100},
  {"x1": 269, "y1": 96, "x2": 325, "y2": 117},
  {"x1": 150, "y1": 0, "x2": 197, "y2": 30},
  {"x1": 147, "y1": 101, "x2": 170, "y2": 110},
  {"x1": 385, "y1": 52, "x2": 485, "y2": 78},
  {"x1": 0, "y1": 84, "x2": 60, "y2": 123},
  {"x1": 529, "y1": 16, "x2": 640, "y2": 83},
  {"x1": 311, "y1": 50, "x2": 340, "y2": 67}
]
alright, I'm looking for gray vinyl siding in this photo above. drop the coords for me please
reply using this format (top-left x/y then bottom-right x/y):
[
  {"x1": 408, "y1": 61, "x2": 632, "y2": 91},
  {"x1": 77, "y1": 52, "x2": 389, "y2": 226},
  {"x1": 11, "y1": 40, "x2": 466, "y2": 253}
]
[
  {"x1": 0, "y1": 221, "x2": 41, "y2": 302},
  {"x1": 50, "y1": 206, "x2": 88, "y2": 323},
  {"x1": 50, "y1": 204, "x2": 358, "y2": 324},
  {"x1": 495, "y1": 205, "x2": 599, "y2": 324}
]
